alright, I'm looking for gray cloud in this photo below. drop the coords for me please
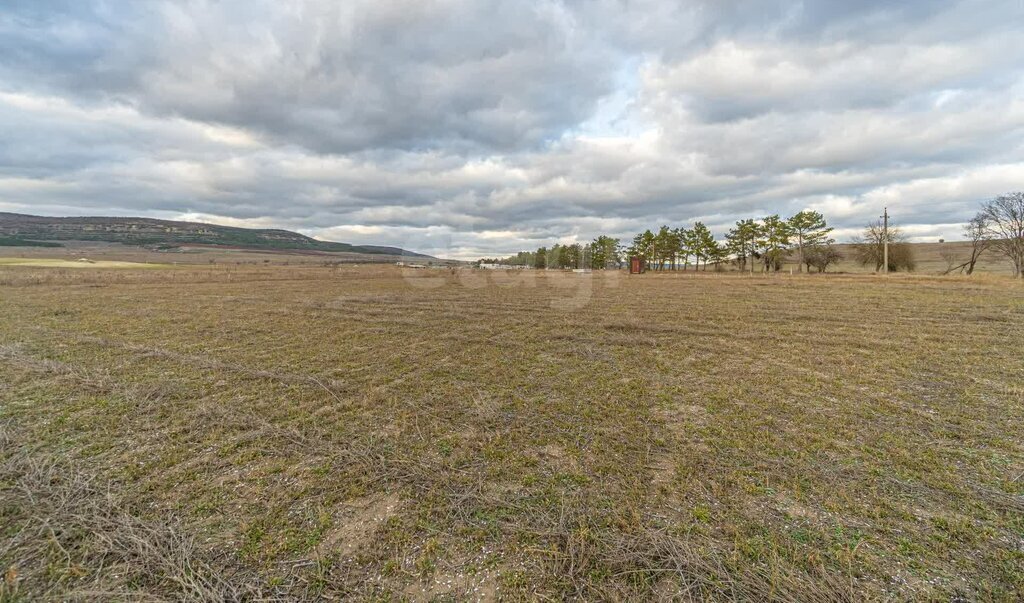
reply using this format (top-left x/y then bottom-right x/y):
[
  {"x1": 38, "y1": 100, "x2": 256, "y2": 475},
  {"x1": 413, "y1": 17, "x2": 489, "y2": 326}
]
[
  {"x1": 1, "y1": 1, "x2": 615, "y2": 154},
  {"x1": 1, "y1": 0, "x2": 1023, "y2": 258}
]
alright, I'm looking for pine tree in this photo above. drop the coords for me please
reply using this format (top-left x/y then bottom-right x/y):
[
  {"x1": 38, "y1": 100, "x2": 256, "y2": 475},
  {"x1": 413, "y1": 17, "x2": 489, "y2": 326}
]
[
  {"x1": 706, "y1": 239, "x2": 727, "y2": 269},
  {"x1": 678, "y1": 227, "x2": 696, "y2": 270},
  {"x1": 725, "y1": 228, "x2": 745, "y2": 271},
  {"x1": 563, "y1": 243, "x2": 582, "y2": 269},
  {"x1": 726, "y1": 219, "x2": 760, "y2": 273},
  {"x1": 549, "y1": 244, "x2": 563, "y2": 269},
  {"x1": 760, "y1": 215, "x2": 791, "y2": 272},
  {"x1": 629, "y1": 230, "x2": 655, "y2": 265},
  {"x1": 653, "y1": 226, "x2": 680, "y2": 270},
  {"x1": 534, "y1": 247, "x2": 547, "y2": 269},
  {"x1": 788, "y1": 210, "x2": 833, "y2": 273},
  {"x1": 591, "y1": 235, "x2": 621, "y2": 269},
  {"x1": 691, "y1": 222, "x2": 716, "y2": 271}
]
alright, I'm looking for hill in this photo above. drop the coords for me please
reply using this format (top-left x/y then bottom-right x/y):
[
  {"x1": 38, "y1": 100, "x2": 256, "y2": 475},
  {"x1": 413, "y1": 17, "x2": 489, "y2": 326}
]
[{"x1": 0, "y1": 213, "x2": 433, "y2": 258}]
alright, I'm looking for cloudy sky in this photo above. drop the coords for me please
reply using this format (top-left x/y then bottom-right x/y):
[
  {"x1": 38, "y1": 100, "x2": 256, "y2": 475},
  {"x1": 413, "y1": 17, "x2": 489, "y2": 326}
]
[{"x1": 2, "y1": 1, "x2": 1023, "y2": 258}]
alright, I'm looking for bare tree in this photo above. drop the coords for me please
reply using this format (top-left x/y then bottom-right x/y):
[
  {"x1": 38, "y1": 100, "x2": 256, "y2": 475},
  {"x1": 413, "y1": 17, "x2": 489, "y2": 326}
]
[
  {"x1": 939, "y1": 247, "x2": 960, "y2": 274},
  {"x1": 962, "y1": 215, "x2": 991, "y2": 275},
  {"x1": 803, "y1": 244, "x2": 842, "y2": 273},
  {"x1": 852, "y1": 220, "x2": 915, "y2": 272},
  {"x1": 978, "y1": 192, "x2": 1024, "y2": 278},
  {"x1": 939, "y1": 216, "x2": 993, "y2": 275}
]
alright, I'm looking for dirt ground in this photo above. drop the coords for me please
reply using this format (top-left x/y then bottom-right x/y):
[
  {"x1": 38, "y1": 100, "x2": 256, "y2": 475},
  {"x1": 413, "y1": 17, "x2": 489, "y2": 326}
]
[{"x1": 1, "y1": 263, "x2": 1021, "y2": 601}]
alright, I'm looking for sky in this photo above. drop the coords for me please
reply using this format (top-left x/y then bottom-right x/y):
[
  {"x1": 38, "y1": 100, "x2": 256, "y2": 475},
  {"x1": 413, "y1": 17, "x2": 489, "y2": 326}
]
[{"x1": 1, "y1": 1, "x2": 1023, "y2": 259}]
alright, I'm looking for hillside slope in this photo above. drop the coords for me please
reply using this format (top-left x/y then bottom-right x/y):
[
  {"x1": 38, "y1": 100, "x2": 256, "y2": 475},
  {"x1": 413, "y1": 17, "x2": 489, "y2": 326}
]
[{"x1": 0, "y1": 213, "x2": 432, "y2": 258}]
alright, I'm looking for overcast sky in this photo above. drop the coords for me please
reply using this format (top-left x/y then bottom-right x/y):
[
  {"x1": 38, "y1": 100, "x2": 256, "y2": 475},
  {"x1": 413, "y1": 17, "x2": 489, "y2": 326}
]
[{"x1": 2, "y1": 1, "x2": 1023, "y2": 258}]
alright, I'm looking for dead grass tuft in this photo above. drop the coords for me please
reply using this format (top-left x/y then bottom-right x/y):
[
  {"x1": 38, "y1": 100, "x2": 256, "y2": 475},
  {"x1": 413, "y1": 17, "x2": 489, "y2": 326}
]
[{"x1": 0, "y1": 424, "x2": 258, "y2": 601}]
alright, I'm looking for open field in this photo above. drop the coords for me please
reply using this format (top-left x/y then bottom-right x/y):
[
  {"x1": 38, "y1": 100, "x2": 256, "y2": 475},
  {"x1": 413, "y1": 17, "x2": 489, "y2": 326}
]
[
  {"x1": 1, "y1": 264, "x2": 1022, "y2": 601},
  {"x1": 0, "y1": 240, "x2": 433, "y2": 267},
  {"x1": 0, "y1": 258, "x2": 166, "y2": 270}
]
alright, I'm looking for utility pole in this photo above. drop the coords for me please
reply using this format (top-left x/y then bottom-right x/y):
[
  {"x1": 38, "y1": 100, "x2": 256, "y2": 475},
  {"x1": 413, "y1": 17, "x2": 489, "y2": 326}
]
[
  {"x1": 881, "y1": 207, "x2": 889, "y2": 274},
  {"x1": 746, "y1": 227, "x2": 754, "y2": 276}
]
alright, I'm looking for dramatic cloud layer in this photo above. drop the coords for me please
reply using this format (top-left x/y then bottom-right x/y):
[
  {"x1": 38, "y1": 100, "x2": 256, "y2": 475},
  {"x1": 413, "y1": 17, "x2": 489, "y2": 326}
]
[{"x1": 2, "y1": 0, "x2": 1022, "y2": 257}]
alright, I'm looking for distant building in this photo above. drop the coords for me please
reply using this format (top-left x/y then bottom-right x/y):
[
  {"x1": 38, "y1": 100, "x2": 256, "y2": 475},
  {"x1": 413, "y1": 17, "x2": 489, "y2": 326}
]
[{"x1": 478, "y1": 263, "x2": 530, "y2": 270}]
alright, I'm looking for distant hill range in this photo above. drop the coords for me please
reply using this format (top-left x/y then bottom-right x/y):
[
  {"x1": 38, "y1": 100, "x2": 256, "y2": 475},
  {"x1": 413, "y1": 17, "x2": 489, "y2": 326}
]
[{"x1": 0, "y1": 212, "x2": 433, "y2": 258}]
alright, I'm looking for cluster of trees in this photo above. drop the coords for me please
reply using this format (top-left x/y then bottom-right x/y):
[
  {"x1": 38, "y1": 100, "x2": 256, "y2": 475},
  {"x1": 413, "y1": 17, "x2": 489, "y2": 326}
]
[
  {"x1": 478, "y1": 250, "x2": 541, "y2": 267},
  {"x1": 477, "y1": 192, "x2": 1024, "y2": 278},
  {"x1": 480, "y1": 235, "x2": 623, "y2": 269},
  {"x1": 626, "y1": 210, "x2": 838, "y2": 273},
  {"x1": 534, "y1": 244, "x2": 585, "y2": 269},
  {"x1": 481, "y1": 210, "x2": 840, "y2": 272},
  {"x1": 626, "y1": 222, "x2": 722, "y2": 271},
  {"x1": 479, "y1": 244, "x2": 587, "y2": 269}
]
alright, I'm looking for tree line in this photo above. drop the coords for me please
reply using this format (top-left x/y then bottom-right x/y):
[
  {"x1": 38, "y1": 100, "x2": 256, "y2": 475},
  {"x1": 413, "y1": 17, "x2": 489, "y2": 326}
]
[
  {"x1": 482, "y1": 210, "x2": 841, "y2": 273},
  {"x1": 477, "y1": 192, "x2": 1024, "y2": 277}
]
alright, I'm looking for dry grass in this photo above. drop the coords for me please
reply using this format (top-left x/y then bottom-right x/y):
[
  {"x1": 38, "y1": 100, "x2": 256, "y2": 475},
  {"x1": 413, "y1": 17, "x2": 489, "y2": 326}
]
[
  {"x1": 0, "y1": 432, "x2": 257, "y2": 601},
  {"x1": 0, "y1": 240, "x2": 414, "y2": 267},
  {"x1": 0, "y1": 258, "x2": 165, "y2": 269},
  {"x1": 1, "y1": 264, "x2": 1022, "y2": 601}
]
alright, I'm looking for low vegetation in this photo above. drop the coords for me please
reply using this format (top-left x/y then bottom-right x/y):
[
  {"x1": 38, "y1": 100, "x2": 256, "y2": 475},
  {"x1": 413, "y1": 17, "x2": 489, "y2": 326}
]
[
  {"x1": 1, "y1": 263, "x2": 1021, "y2": 601},
  {"x1": 851, "y1": 221, "x2": 917, "y2": 273},
  {"x1": 0, "y1": 237, "x2": 62, "y2": 248}
]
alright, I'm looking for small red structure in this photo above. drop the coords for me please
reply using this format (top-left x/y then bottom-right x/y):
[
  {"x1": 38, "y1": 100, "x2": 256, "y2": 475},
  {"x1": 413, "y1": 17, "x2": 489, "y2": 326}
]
[{"x1": 629, "y1": 256, "x2": 646, "y2": 274}]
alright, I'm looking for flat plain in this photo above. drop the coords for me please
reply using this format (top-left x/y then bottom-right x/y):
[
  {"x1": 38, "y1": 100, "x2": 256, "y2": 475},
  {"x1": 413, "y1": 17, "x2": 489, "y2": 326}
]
[{"x1": 1, "y1": 263, "x2": 1022, "y2": 601}]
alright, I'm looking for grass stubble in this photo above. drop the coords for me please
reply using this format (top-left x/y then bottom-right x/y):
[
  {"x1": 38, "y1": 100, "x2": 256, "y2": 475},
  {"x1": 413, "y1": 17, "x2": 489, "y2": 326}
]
[{"x1": 0, "y1": 264, "x2": 1022, "y2": 601}]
